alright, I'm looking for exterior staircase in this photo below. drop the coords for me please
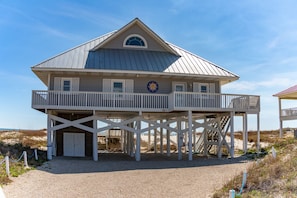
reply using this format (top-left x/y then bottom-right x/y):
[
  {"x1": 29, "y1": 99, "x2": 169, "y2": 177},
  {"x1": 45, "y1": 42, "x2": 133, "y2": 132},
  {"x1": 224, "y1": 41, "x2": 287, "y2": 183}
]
[{"x1": 195, "y1": 115, "x2": 230, "y2": 154}]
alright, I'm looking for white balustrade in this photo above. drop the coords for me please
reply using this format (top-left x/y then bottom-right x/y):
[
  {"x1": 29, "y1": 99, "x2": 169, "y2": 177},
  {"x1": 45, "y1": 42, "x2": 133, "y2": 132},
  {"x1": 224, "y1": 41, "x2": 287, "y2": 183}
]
[{"x1": 32, "y1": 90, "x2": 260, "y2": 112}]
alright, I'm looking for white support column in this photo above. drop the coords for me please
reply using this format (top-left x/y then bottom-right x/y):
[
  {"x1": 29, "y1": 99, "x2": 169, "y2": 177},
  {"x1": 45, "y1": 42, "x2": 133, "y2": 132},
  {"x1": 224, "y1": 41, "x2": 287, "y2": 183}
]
[
  {"x1": 278, "y1": 98, "x2": 283, "y2": 137},
  {"x1": 135, "y1": 112, "x2": 142, "y2": 161},
  {"x1": 135, "y1": 133, "x2": 141, "y2": 161},
  {"x1": 166, "y1": 122, "x2": 171, "y2": 156},
  {"x1": 160, "y1": 120, "x2": 163, "y2": 154},
  {"x1": 184, "y1": 121, "x2": 188, "y2": 154},
  {"x1": 193, "y1": 122, "x2": 197, "y2": 153},
  {"x1": 177, "y1": 119, "x2": 182, "y2": 160},
  {"x1": 257, "y1": 113, "x2": 261, "y2": 153},
  {"x1": 203, "y1": 117, "x2": 207, "y2": 156},
  {"x1": 243, "y1": 113, "x2": 248, "y2": 154},
  {"x1": 52, "y1": 121, "x2": 57, "y2": 156},
  {"x1": 93, "y1": 118, "x2": 98, "y2": 161},
  {"x1": 124, "y1": 130, "x2": 127, "y2": 153},
  {"x1": 148, "y1": 123, "x2": 151, "y2": 151},
  {"x1": 93, "y1": 132, "x2": 98, "y2": 161},
  {"x1": 154, "y1": 128, "x2": 157, "y2": 154},
  {"x1": 230, "y1": 112, "x2": 235, "y2": 158},
  {"x1": 130, "y1": 124, "x2": 135, "y2": 157},
  {"x1": 126, "y1": 131, "x2": 131, "y2": 155},
  {"x1": 130, "y1": 132, "x2": 134, "y2": 157},
  {"x1": 188, "y1": 111, "x2": 193, "y2": 161},
  {"x1": 106, "y1": 130, "x2": 109, "y2": 150},
  {"x1": 47, "y1": 114, "x2": 53, "y2": 160},
  {"x1": 121, "y1": 130, "x2": 124, "y2": 152}
]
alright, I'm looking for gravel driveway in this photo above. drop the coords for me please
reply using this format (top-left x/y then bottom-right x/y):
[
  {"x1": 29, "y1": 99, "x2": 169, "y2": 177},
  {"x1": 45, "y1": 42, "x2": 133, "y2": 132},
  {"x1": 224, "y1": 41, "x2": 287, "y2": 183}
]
[{"x1": 2, "y1": 154, "x2": 251, "y2": 198}]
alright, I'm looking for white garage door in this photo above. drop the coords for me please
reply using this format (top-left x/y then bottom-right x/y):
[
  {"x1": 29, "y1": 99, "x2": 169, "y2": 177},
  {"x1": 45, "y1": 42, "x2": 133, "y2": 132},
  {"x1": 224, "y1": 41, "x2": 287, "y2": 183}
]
[{"x1": 63, "y1": 133, "x2": 85, "y2": 157}]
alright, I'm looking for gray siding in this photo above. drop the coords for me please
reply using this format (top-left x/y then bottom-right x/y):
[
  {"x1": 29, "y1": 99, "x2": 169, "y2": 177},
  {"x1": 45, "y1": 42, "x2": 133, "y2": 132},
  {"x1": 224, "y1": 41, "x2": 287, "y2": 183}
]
[{"x1": 50, "y1": 74, "x2": 219, "y2": 94}]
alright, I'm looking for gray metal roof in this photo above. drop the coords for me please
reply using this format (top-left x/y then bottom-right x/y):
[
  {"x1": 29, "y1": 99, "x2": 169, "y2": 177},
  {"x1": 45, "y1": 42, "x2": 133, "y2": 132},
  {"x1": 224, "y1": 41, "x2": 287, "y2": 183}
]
[{"x1": 32, "y1": 31, "x2": 238, "y2": 80}]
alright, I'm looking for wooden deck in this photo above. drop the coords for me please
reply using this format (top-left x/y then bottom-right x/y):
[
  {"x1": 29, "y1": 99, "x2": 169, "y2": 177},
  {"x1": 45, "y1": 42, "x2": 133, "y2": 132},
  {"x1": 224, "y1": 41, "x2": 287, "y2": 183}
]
[{"x1": 32, "y1": 90, "x2": 260, "y2": 113}]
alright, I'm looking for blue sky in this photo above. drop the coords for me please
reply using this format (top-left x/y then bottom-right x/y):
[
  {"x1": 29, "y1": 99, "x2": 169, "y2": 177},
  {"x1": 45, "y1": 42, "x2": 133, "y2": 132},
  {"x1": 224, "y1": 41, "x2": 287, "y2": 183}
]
[{"x1": 1, "y1": 0, "x2": 297, "y2": 130}]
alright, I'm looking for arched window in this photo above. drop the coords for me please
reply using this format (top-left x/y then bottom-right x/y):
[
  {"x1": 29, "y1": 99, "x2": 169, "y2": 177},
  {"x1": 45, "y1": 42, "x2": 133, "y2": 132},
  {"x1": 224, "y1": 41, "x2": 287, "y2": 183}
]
[{"x1": 123, "y1": 34, "x2": 147, "y2": 48}]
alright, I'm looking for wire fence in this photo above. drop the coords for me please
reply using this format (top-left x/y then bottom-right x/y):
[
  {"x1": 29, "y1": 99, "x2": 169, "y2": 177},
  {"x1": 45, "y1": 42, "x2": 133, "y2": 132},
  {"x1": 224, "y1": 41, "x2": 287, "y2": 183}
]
[{"x1": 0, "y1": 149, "x2": 39, "y2": 176}]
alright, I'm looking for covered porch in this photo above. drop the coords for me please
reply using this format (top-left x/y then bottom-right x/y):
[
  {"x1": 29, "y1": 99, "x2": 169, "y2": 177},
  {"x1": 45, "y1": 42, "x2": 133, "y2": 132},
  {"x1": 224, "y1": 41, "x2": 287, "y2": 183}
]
[{"x1": 273, "y1": 84, "x2": 297, "y2": 137}]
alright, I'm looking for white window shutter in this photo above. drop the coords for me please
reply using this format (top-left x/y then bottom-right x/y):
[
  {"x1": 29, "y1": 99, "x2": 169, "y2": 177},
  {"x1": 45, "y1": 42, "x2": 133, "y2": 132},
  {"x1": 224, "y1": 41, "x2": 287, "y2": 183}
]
[
  {"x1": 54, "y1": 77, "x2": 61, "y2": 91},
  {"x1": 210, "y1": 83, "x2": 215, "y2": 93},
  {"x1": 193, "y1": 82, "x2": 200, "y2": 92},
  {"x1": 125, "y1": 79, "x2": 134, "y2": 93},
  {"x1": 72, "y1": 78, "x2": 80, "y2": 91},
  {"x1": 103, "y1": 79, "x2": 111, "y2": 92}
]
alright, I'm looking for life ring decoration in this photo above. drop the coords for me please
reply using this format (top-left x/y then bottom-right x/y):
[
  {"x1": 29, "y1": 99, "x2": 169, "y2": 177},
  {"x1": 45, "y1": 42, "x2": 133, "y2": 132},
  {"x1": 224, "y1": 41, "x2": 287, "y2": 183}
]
[{"x1": 147, "y1": 80, "x2": 159, "y2": 93}]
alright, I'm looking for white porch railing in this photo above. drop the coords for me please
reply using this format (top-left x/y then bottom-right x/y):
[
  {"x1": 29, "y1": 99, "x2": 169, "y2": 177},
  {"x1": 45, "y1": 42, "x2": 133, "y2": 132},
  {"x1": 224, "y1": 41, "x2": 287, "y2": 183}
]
[
  {"x1": 281, "y1": 107, "x2": 297, "y2": 117},
  {"x1": 172, "y1": 92, "x2": 260, "y2": 112},
  {"x1": 32, "y1": 90, "x2": 260, "y2": 112}
]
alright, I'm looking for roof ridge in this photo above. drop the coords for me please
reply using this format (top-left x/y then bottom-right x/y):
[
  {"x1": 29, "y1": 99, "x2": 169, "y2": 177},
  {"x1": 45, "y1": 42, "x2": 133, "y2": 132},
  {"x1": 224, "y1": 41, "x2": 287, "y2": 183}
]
[{"x1": 167, "y1": 42, "x2": 239, "y2": 78}]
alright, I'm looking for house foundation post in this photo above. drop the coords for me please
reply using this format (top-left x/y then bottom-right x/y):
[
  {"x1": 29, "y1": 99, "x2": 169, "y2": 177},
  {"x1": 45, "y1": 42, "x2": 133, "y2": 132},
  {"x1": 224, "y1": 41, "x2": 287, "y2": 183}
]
[
  {"x1": 148, "y1": 123, "x2": 151, "y2": 151},
  {"x1": 188, "y1": 111, "x2": 193, "y2": 161},
  {"x1": 154, "y1": 128, "x2": 157, "y2": 153},
  {"x1": 126, "y1": 130, "x2": 130, "y2": 154},
  {"x1": 193, "y1": 122, "x2": 197, "y2": 153},
  {"x1": 160, "y1": 120, "x2": 164, "y2": 154},
  {"x1": 130, "y1": 132, "x2": 135, "y2": 157},
  {"x1": 243, "y1": 113, "x2": 248, "y2": 154},
  {"x1": 121, "y1": 129, "x2": 124, "y2": 152},
  {"x1": 135, "y1": 112, "x2": 141, "y2": 161},
  {"x1": 93, "y1": 117, "x2": 98, "y2": 161},
  {"x1": 278, "y1": 98, "x2": 283, "y2": 137},
  {"x1": 123, "y1": 130, "x2": 128, "y2": 154},
  {"x1": 177, "y1": 119, "x2": 182, "y2": 160},
  {"x1": 230, "y1": 111, "x2": 235, "y2": 158},
  {"x1": 257, "y1": 113, "x2": 260, "y2": 153},
  {"x1": 166, "y1": 120, "x2": 171, "y2": 156},
  {"x1": 131, "y1": 122, "x2": 135, "y2": 157},
  {"x1": 47, "y1": 114, "x2": 53, "y2": 160},
  {"x1": 93, "y1": 132, "x2": 98, "y2": 161},
  {"x1": 184, "y1": 121, "x2": 188, "y2": 154}
]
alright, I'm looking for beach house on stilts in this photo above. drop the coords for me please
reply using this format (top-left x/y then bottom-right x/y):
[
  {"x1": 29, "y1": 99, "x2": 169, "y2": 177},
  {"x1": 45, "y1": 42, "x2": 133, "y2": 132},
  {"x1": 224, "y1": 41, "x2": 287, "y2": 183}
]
[{"x1": 31, "y1": 18, "x2": 261, "y2": 161}]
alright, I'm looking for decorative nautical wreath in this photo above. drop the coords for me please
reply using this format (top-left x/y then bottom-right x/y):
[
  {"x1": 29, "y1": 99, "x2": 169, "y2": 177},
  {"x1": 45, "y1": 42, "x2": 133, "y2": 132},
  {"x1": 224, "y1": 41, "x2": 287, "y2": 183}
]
[{"x1": 147, "y1": 80, "x2": 159, "y2": 93}]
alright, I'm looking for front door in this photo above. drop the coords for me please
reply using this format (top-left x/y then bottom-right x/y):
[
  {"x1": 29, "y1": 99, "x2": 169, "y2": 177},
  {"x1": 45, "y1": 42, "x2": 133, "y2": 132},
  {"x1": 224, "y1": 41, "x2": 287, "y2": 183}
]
[{"x1": 174, "y1": 83, "x2": 186, "y2": 107}]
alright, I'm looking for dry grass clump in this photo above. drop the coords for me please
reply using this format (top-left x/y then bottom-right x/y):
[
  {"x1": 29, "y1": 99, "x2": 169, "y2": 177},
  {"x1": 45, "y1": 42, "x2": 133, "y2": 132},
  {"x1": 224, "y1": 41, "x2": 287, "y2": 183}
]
[
  {"x1": 0, "y1": 130, "x2": 47, "y2": 149},
  {"x1": 234, "y1": 129, "x2": 282, "y2": 144},
  {"x1": 213, "y1": 137, "x2": 297, "y2": 197},
  {"x1": 0, "y1": 130, "x2": 47, "y2": 185}
]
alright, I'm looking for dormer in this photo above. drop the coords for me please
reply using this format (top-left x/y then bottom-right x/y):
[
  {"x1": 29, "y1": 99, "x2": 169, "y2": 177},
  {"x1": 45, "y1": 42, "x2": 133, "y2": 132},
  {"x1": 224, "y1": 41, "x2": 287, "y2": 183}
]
[{"x1": 91, "y1": 18, "x2": 179, "y2": 55}]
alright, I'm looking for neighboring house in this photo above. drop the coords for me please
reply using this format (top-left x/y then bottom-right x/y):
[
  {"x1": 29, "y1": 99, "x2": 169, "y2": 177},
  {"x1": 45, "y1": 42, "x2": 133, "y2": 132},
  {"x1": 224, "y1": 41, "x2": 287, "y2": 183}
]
[
  {"x1": 273, "y1": 84, "x2": 297, "y2": 137},
  {"x1": 31, "y1": 18, "x2": 260, "y2": 161}
]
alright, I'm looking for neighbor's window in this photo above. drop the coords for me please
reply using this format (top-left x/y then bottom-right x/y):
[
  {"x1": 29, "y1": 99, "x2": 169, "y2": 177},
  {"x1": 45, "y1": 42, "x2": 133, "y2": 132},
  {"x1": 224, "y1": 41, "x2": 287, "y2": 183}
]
[{"x1": 124, "y1": 34, "x2": 147, "y2": 48}]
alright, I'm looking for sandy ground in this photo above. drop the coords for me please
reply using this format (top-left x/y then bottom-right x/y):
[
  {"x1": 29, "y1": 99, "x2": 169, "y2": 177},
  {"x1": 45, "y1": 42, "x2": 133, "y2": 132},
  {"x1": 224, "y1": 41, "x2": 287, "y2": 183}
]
[{"x1": 2, "y1": 154, "x2": 252, "y2": 198}]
